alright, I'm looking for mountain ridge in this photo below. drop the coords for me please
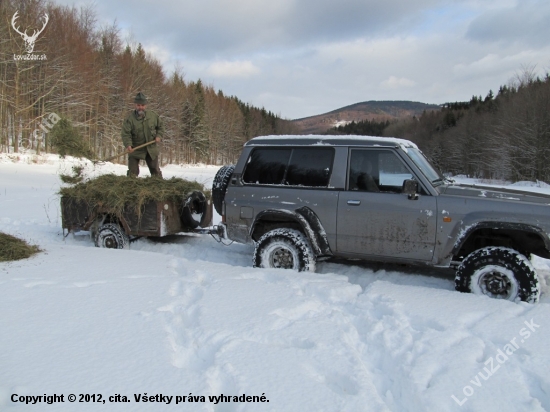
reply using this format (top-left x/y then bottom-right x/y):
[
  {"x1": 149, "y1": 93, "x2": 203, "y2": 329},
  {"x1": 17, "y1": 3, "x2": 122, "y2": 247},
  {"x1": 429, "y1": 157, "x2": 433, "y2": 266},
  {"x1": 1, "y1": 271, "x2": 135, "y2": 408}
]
[{"x1": 292, "y1": 100, "x2": 441, "y2": 134}]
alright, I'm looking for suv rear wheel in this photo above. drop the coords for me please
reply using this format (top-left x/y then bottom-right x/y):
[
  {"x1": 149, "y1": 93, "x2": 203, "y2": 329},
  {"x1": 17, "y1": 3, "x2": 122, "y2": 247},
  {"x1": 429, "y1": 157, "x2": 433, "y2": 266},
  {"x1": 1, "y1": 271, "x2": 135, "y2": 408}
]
[
  {"x1": 253, "y1": 228, "x2": 316, "y2": 272},
  {"x1": 455, "y1": 247, "x2": 540, "y2": 303}
]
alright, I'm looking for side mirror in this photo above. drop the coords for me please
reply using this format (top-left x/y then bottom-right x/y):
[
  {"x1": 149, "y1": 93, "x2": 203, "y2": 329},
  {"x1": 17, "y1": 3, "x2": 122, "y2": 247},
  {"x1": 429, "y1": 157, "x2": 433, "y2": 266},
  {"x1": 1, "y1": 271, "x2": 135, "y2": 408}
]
[{"x1": 402, "y1": 179, "x2": 419, "y2": 200}]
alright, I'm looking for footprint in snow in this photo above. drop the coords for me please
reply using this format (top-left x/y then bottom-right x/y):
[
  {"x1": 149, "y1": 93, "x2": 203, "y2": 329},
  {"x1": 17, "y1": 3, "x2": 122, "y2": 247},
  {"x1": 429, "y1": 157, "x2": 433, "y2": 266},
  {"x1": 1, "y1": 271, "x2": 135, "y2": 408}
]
[{"x1": 160, "y1": 275, "x2": 217, "y2": 371}]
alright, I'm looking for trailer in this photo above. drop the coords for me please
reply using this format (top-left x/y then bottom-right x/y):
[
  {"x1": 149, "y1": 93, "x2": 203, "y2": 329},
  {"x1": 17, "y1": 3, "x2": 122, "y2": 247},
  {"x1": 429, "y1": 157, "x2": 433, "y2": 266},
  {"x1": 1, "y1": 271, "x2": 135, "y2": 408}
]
[{"x1": 61, "y1": 190, "x2": 218, "y2": 248}]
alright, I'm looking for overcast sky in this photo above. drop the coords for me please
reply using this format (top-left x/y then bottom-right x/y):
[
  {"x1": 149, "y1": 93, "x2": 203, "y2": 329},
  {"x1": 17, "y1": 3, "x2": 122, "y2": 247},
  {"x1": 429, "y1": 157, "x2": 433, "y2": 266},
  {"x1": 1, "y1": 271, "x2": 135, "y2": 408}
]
[{"x1": 57, "y1": 0, "x2": 550, "y2": 119}]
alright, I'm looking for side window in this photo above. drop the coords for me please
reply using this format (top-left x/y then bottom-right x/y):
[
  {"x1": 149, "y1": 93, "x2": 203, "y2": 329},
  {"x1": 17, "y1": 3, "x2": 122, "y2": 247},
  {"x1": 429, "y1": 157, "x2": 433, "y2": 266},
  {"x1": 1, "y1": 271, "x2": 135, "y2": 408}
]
[
  {"x1": 242, "y1": 147, "x2": 334, "y2": 187},
  {"x1": 348, "y1": 149, "x2": 415, "y2": 193},
  {"x1": 348, "y1": 150, "x2": 381, "y2": 192},
  {"x1": 243, "y1": 149, "x2": 291, "y2": 184},
  {"x1": 286, "y1": 148, "x2": 334, "y2": 187},
  {"x1": 378, "y1": 151, "x2": 414, "y2": 191}
]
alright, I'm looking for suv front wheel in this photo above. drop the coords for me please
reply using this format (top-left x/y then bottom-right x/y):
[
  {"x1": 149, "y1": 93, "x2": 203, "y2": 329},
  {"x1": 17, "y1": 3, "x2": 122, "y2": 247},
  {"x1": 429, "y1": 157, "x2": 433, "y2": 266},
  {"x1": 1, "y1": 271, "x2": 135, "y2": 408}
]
[
  {"x1": 253, "y1": 228, "x2": 316, "y2": 272},
  {"x1": 455, "y1": 247, "x2": 540, "y2": 303}
]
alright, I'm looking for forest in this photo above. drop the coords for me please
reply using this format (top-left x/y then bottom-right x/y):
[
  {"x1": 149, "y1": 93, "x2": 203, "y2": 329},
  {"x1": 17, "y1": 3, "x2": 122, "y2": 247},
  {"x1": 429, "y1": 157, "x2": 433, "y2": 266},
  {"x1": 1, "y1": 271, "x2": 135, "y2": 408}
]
[
  {"x1": 388, "y1": 71, "x2": 550, "y2": 182},
  {"x1": 329, "y1": 70, "x2": 550, "y2": 183},
  {"x1": 329, "y1": 119, "x2": 391, "y2": 137},
  {"x1": 327, "y1": 67, "x2": 550, "y2": 183},
  {"x1": 0, "y1": 0, "x2": 296, "y2": 165}
]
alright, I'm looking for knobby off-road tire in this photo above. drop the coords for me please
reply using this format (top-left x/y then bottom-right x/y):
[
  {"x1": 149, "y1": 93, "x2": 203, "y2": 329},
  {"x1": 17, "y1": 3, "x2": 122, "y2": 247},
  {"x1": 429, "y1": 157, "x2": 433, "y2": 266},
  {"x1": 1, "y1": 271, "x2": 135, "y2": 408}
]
[
  {"x1": 455, "y1": 247, "x2": 540, "y2": 303},
  {"x1": 180, "y1": 191, "x2": 211, "y2": 229},
  {"x1": 212, "y1": 165, "x2": 235, "y2": 215},
  {"x1": 94, "y1": 223, "x2": 129, "y2": 249},
  {"x1": 253, "y1": 228, "x2": 316, "y2": 272}
]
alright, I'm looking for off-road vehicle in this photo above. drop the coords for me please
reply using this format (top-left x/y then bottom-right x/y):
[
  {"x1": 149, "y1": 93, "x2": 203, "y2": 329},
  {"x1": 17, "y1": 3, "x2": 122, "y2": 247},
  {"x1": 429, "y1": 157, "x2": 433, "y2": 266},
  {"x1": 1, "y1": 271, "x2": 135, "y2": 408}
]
[{"x1": 213, "y1": 135, "x2": 550, "y2": 303}]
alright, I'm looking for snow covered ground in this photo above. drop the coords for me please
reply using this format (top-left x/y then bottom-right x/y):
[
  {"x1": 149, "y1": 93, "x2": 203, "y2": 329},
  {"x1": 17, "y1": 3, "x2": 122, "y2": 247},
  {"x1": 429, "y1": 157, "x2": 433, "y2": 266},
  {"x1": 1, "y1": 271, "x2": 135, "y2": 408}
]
[{"x1": 1, "y1": 153, "x2": 550, "y2": 411}]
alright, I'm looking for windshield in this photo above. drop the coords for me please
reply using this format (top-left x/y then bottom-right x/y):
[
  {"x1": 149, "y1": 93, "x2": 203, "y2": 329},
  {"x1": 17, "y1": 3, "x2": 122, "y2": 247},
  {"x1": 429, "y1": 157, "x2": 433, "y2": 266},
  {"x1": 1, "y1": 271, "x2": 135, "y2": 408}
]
[{"x1": 406, "y1": 148, "x2": 445, "y2": 186}]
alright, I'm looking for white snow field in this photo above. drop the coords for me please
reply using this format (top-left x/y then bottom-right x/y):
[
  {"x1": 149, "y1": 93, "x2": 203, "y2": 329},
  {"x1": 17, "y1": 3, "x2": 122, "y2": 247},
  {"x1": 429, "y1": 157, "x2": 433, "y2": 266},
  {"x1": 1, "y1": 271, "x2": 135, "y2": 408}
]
[{"x1": 1, "y1": 153, "x2": 550, "y2": 412}]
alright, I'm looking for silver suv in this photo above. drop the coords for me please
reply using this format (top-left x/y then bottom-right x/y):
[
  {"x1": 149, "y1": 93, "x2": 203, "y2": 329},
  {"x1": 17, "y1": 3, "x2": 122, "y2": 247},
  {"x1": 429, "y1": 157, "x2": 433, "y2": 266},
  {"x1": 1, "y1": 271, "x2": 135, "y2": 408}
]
[{"x1": 213, "y1": 135, "x2": 550, "y2": 303}]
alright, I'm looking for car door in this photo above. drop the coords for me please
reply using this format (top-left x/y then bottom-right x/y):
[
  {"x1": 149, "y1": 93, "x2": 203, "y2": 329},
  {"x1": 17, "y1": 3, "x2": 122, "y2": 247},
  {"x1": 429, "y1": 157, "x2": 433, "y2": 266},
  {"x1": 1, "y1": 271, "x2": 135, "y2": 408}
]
[{"x1": 336, "y1": 148, "x2": 437, "y2": 262}]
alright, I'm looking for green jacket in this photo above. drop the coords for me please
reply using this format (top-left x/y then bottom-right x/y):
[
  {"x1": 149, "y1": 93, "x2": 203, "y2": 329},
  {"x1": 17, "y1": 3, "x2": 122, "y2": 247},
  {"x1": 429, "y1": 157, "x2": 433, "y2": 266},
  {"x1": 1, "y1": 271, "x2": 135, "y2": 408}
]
[{"x1": 121, "y1": 110, "x2": 164, "y2": 160}]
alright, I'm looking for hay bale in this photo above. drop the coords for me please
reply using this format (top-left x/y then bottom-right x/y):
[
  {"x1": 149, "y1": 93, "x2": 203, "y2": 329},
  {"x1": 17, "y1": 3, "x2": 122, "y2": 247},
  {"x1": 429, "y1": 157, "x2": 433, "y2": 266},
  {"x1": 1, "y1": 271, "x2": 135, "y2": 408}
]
[
  {"x1": 0, "y1": 232, "x2": 41, "y2": 262},
  {"x1": 59, "y1": 174, "x2": 209, "y2": 218}
]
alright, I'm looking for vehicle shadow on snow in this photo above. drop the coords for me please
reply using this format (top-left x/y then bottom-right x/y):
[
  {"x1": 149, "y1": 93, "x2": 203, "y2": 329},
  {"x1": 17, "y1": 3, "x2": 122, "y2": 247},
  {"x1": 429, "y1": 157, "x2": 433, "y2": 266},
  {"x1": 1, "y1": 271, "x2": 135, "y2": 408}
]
[
  {"x1": 324, "y1": 257, "x2": 550, "y2": 304},
  {"x1": 132, "y1": 233, "x2": 255, "y2": 267},
  {"x1": 317, "y1": 258, "x2": 457, "y2": 294}
]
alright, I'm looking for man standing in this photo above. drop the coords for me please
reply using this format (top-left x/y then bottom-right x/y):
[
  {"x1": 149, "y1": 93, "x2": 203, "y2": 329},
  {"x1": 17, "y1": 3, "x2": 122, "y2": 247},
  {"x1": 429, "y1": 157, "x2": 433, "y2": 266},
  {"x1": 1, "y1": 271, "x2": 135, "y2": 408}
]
[{"x1": 121, "y1": 92, "x2": 164, "y2": 177}]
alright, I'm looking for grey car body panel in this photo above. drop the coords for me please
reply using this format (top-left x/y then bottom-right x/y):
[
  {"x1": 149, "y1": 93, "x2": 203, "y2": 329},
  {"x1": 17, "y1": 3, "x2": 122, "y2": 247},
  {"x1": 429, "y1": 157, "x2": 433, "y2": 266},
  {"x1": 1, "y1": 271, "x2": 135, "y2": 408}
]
[
  {"x1": 433, "y1": 185, "x2": 550, "y2": 264},
  {"x1": 337, "y1": 191, "x2": 437, "y2": 262},
  {"x1": 222, "y1": 135, "x2": 550, "y2": 268},
  {"x1": 225, "y1": 183, "x2": 339, "y2": 248}
]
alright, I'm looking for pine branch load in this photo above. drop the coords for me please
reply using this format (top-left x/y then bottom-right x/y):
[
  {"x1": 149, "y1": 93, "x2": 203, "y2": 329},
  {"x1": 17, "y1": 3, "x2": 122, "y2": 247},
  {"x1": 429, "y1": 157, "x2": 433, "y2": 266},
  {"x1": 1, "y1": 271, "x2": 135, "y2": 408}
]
[{"x1": 59, "y1": 174, "x2": 209, "y2": 218}]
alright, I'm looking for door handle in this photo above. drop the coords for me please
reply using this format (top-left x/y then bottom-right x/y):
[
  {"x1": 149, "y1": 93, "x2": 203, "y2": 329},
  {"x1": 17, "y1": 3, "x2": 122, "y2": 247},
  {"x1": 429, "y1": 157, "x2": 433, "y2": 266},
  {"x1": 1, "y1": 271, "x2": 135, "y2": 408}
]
[{"x1": 347, "y1": 200, "x2": 361, "y2": 206}]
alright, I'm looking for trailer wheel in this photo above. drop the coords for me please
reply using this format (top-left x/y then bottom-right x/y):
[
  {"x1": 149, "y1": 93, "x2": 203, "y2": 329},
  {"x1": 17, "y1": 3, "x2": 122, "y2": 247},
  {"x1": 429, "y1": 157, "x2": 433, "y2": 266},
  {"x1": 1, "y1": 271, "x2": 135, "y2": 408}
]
[
  {"x1": 94, "y1": 223, "x2": 129, "y2": 249},
  {"x1": 212, "y1": 165, "x2": 235, "y2": 215},
  {"x1": 181, "y1": 191, "x2": 211, "y2": 229}
]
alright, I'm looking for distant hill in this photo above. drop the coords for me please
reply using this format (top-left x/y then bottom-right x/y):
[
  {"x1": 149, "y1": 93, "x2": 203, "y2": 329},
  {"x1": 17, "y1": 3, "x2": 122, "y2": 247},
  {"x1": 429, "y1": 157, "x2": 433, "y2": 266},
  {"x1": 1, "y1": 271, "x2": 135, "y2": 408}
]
[{"x1": 292, "y1": 100, "x2": 441, "y2": 134}]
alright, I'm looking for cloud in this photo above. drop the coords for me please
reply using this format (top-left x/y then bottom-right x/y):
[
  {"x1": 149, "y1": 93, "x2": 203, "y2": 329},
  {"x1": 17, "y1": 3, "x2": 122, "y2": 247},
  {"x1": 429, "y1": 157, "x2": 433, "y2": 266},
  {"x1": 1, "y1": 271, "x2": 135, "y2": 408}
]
[
  {"x1": 381, "y1": 76, "x2": 417, "y2": 89},
  {"x1": 142, "y1": 44, "x2": 172, "y2": 67},
  {"x1": 83, "y1": 0, "x2": 445, "y2": 58},
  {"x1": 466, "y1": 0, "x2": 550, "y2": 47},
  {"x1": 452, "y1": 51, "x2": 546, "y2": 80},
  {"x1": 48, "y1": 0, "x2": 550, "y2": 120},
  {"x1": 207, "y1": 61, "x2": 261, "y2": 78}
]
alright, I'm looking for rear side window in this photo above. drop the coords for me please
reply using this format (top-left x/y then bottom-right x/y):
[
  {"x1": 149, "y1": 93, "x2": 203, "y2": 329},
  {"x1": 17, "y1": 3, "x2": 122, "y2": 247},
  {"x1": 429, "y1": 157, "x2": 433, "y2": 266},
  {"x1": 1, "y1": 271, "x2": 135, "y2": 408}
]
[
  {"x1": 242, "y1": 147, "x2": 334, "y2": 187},
  {"x1": 243, "y1": 149, "x2": 291, "y2": 184},
  {"x1": 286, "y1": 148, "x2": 333, "y2": 187}
]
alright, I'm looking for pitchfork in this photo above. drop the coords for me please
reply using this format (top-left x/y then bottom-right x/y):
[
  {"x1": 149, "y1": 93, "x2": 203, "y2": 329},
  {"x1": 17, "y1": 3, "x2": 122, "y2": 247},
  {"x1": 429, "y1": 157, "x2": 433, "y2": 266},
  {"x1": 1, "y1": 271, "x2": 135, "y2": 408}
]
[{"x1": 92, "y1": 141, "x2": 157, "y2": 165}]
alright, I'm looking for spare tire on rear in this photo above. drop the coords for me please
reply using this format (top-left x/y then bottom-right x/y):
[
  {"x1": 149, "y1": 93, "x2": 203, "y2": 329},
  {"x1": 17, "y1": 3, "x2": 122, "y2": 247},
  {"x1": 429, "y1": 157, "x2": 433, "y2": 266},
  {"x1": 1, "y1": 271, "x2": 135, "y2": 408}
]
[
  {"x1": 180, "y1": 191, "x2": 212, "y2": 229},
  {"x1": 212, "y1": 164, "x2": 235, "y2": 215}
]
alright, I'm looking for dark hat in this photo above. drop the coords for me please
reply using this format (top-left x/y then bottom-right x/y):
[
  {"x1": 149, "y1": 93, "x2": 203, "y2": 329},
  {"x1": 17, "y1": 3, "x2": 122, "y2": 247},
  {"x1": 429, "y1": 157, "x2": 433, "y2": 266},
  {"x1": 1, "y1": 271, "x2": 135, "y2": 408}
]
[{"x1": 134, "y1": 92, "x2": 147, "y2": 104}]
